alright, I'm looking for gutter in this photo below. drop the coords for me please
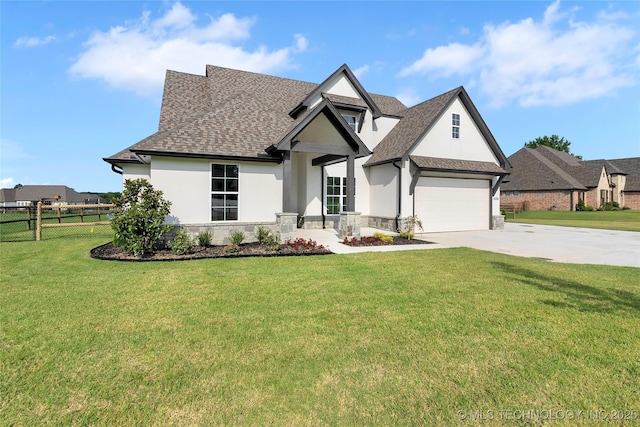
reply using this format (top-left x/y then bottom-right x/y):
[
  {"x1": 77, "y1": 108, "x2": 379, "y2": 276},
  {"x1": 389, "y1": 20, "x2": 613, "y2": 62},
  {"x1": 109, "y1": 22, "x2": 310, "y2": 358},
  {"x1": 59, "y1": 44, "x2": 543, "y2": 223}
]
[
  {"x1": 111, "y1": 164, "x2": 123, "y2": 175},
  {"x1": 321, "y1": 166, "x2": 326, "y2": 229},
  {"x1": 392, "y1": 160, "x2": 402, "y2": 232}
]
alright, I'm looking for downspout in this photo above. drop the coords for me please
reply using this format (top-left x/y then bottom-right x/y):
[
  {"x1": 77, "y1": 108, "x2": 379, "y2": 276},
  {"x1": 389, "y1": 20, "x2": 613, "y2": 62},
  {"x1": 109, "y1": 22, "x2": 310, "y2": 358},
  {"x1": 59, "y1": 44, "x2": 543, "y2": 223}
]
[
  {"x1": 111, "y1": 164, "x2": 123, "y2": 175},
  {"x1": 392, "y1": 160, "x2": 402, "y2": 232},
  {"x1": 321, "y1": 166, "x2": 326, "y2": 229}
]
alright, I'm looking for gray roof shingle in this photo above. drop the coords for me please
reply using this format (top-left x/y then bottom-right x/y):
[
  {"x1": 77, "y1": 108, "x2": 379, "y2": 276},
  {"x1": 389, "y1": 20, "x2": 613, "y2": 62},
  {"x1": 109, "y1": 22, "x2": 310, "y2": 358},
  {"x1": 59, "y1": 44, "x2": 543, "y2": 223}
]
[
  {"x1": 502, "y1": 146, "x2": 640, "y2": 192},
  {"x1": 411, "y1": 156, "x2": 507, "y2": 174},
  {"x1": 608, "y1": 157, "x2": 640, "y2": 191},
  {"x1": 105, "y1": 65, "x2": 406, "y2": 163},
  {"x1": 365, "y1": 88, "x2": 460, "y2": 166}
]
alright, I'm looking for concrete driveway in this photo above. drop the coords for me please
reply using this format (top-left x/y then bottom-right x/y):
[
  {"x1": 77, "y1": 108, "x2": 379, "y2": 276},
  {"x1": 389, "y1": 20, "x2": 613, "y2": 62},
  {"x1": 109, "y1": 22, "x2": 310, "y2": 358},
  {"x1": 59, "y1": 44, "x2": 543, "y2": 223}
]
[
  {"x1": 298, "y1": 223, "x2": 640, "y2": 267},
  {"x1": 419, "y1": 223, "x2": 640, "y2": 267}
]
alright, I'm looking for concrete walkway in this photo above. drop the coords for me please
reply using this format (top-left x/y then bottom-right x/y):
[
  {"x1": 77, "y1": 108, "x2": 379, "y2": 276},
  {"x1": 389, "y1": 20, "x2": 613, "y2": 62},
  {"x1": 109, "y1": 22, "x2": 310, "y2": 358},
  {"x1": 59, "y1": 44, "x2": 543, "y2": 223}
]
[{"x1": 297, "y1": 223, "x2": 640, "y2": 267}]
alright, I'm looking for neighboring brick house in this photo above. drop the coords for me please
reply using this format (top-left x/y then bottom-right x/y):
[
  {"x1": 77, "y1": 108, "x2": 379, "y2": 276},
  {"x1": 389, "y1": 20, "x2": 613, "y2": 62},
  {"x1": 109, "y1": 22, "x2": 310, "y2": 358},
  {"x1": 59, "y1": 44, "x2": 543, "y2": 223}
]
[
  {"x1": 501, "y1": 146, "x2": 639, "y2": 210},
  {"x1": 0, "y1": 185, "x2": 100, "y2": 207}
]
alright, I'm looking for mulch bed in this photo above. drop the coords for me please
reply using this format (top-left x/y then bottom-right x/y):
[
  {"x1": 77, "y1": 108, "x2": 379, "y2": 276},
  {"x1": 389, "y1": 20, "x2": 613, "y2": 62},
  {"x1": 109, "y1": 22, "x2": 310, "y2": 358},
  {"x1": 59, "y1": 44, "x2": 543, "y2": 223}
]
[
  {"x1": 90, "y1": 241, "x2": 332, "y2": 262},
  {"x1": 91, "y1": 235, "x2": 435, "y2": 262},
  {"x1": 341, "y1": 236, "x2": 435, "y2": 247}
]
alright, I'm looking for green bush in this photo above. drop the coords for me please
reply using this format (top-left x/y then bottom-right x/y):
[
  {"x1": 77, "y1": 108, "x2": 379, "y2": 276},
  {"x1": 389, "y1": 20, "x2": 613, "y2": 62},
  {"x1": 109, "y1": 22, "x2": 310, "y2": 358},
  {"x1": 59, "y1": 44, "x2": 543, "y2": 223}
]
[
  {"x1": 399, "y1": 231, "x2": 414, "y2": 240},
  {"x1": 373, "y1": 231, "x2": 393, "y2": 243},
  {"x1": 255, "y1": 226, "x2": 271, "y2": 244},
  {"x1": 230, "y1": 231, "x2": 245, "y2": 245},
  {"x1": 576, "y1": 199, "x2": 586, "y2": 211},
  {"x1": 602, "y1": 201, "x2": 620, "y2": 211},
  {"x1": 196, "y1": 230, "x2": 212, "y2": 247},
  {"x1": 111, "y1": 179, "x2": 172, "y2": 256},
  {"x1": 171, "y1": 229, "x2": 195, "y2": 255}
]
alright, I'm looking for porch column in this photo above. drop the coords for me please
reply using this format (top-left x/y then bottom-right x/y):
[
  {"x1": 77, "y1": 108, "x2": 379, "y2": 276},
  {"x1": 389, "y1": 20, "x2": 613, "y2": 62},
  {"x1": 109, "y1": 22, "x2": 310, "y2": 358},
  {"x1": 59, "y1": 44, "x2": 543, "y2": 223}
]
[
  {"x1": 345, "y1": 154, "x2": 355, "y2": 212},
  {"x1": 282, "y1": 151, "x2": 295, "y2": 212}
]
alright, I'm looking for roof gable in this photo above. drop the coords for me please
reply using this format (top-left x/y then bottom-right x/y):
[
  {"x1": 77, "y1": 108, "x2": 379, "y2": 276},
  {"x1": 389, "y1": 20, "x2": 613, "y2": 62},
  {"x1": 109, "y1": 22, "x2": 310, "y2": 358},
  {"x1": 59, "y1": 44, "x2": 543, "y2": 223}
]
[
  {"x1": 289, "y1": 64, "x2": 383, "y2": 119},
  {"x1": 269, "y1": 98, "x2": 371, "y2": 158},
  {"x1": 502, "y1": 148, "x2": 587, "y2": 191},
  {"x1": 365, "y1": 87, "x2": 509, "y2": 168}
]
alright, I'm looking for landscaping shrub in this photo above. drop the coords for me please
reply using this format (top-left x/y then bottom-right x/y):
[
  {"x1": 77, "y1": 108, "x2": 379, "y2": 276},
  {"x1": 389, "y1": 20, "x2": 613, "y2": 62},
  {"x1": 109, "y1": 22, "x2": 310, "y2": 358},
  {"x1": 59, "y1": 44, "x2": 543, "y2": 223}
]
[
  {"x1": 170, "y1": 229, "x2": 195, "y2": 255},
  {"x1": 196, "y1": 230, "x2": 212, "y2": 247},
  {"x1": 255, "y1": 226, "x2": 271, "y2": 244},
  {"x1": 602, "y1": 201, "x2": 620, "y2": 211},
  {"x1": 230, "y1": 231, "x2": 245, "y2": 245},
  {"x1": 373, "y1": 231, "x2": 393, "y2": 243},
  {"x1": 399, "y1": 231, "x2": 414, "y2": 240},
  {"x1": 111, "y1": 178, "x2": 172, "y2": 256},
  {"x1": 402, "y1": 215, "x2": 423, "y2": 239},
  {"x1": 285, "y1": 238, "x2": 326, "y2": 253},
  {"x1": 576, "y1": 199, "x2": 586, "y2": 211}
]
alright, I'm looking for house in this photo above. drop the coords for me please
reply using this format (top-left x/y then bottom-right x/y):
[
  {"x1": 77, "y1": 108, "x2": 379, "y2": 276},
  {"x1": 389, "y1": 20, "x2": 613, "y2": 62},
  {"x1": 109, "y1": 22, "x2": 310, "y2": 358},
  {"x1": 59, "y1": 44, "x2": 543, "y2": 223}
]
[
  {"x1": 0, "y1": 185, "x2": 100, "y2": 207},
  {"x1": 501, "y1": 145, "x2": 640, "y2": 210},
  {"x1": 104, "y1": 64, "x2": 510, "y2": 244}
]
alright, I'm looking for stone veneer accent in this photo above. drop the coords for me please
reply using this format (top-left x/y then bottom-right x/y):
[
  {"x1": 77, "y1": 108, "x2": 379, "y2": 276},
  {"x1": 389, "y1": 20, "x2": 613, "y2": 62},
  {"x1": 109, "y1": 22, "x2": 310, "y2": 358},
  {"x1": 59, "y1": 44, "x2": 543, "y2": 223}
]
[
  {"x1": 275, "y1": 212, "x2": 297, "y2": 242},
  {"x1": 491, "y1": 215, "x2": 505, "y2": 230},
  {"x1": 339, "y1": 212, "x2": 361, "y2": 238},
  {"x1": 364, "y1": 215, "x2": 398, "y2": 232},
  {"x1": 173, "y1": 222, "x2": 277, "y2": 246}
]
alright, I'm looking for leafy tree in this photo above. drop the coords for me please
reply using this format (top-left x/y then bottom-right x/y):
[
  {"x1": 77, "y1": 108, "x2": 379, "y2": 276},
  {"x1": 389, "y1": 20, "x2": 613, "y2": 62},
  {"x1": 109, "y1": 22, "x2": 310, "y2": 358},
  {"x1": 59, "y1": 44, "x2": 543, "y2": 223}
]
[
  {"x1": 524, "y1": 134, "x2": 582, "y2": 159},
  {"x1": 111, "y1": 178, "x2": 172, "y2": 256},
  {"x1": 13, "y1": 183, "x2": 23, "y2": 189},
  {"x1": 99, "y1": 191, "x2": 122, "y2": 202}
]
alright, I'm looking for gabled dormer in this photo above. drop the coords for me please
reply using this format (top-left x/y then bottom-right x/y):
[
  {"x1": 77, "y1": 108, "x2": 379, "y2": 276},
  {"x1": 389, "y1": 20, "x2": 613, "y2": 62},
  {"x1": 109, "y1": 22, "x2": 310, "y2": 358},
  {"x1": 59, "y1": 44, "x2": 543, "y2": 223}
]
[{"x1": 289, "y1": 64, "x2": 383, "y2": 121}]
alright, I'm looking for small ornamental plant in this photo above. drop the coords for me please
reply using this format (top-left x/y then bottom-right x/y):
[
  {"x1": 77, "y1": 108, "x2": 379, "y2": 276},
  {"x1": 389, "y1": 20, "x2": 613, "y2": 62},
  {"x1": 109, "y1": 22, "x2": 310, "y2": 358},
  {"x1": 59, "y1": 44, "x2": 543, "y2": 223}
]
[
  {"x1": 170, "y1": 229, "x2": 195, "y2": 255},
  {"x1": 111, "y1": 178, "x2": 172, "y2": 256}
]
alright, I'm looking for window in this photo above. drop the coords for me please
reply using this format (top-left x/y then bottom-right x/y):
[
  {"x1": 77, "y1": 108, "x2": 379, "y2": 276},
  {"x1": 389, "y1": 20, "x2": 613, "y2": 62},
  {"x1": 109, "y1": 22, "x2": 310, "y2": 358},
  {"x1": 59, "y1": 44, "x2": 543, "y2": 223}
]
[
  {"x1": 452, "y1": 113, "x2": 460, "y2": 139},
  {"x1": 211, "y1": 164, "x2": 239, "y2": 221},
  {"x1": 341, "y1": 114, "x2": 357, "y2": 132},
  {"x1": 326, "y1": 176, "x2": 347, "y2": 214},
  {"x1": 513, "y1": 191, "x2": 519, "y2": 196}
]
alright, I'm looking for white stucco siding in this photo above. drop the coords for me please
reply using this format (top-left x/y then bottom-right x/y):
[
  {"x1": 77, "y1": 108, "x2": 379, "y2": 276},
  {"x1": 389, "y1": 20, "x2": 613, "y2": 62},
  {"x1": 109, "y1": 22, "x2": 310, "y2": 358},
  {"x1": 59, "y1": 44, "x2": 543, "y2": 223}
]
[
  {"x1": 411, "y1": 98, "x2": 498, "y2": 164},
  {"x1": 121, "y1": 164, "x2": 151, "y2": 182},
  {"x1": 324, "y1": 76, "x2": 360, "y2": 98},
  {"x1": 298, "y1": 114, "x2": 349, "y2": 146},
  {"x1": 150, "y1": 157, "x2": 281, "y2": 225},
  {"x1": 368, "y1": 163, "x2": 400, "y2": 218}
]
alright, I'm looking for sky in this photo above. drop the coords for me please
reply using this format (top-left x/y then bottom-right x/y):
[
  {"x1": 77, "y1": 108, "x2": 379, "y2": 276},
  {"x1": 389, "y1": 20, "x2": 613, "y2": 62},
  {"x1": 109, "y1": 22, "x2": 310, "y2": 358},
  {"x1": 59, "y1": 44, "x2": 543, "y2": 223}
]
[{"x1": 1, "y1": 1, "x2": 639, "y2": 193}]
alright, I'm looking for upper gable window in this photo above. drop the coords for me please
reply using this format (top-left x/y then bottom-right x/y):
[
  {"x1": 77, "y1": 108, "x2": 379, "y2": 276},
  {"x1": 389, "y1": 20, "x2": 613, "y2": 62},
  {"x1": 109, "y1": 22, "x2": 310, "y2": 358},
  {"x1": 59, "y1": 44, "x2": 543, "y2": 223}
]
[
  {"x1": 341, "y1": 114, "x2": 358, "y2": 132},
  {"x1": 452, "y1": 113, "x2": 460, "y2": 139}
]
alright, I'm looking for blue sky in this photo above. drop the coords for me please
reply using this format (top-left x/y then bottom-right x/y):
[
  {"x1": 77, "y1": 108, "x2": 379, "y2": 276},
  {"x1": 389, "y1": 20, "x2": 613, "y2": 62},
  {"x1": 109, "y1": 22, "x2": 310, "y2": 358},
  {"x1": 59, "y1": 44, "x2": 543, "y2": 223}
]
[{"x1": 2, "y1": 1, "x2": 639, "y2": 192}]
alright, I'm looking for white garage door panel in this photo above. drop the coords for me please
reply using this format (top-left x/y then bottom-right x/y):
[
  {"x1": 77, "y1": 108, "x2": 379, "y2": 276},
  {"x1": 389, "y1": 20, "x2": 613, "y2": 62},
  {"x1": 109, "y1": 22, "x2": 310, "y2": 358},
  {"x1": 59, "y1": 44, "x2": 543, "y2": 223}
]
[{"x1": 415, "y1": 177, "x2": 489, "y2": 232}]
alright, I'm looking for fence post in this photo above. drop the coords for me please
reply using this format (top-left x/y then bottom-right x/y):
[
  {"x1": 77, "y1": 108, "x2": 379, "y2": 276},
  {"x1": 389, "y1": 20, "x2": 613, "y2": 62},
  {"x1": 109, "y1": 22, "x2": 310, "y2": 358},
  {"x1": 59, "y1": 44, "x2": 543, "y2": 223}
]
[{"x1": 36, "y1": 202, "x2": 42, "y2": 241}]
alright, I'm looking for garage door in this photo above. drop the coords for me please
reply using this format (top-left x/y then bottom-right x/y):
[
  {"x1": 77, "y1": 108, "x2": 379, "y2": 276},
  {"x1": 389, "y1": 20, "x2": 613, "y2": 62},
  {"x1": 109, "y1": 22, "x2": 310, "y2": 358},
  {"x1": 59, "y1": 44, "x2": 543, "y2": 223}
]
[{"x1": 414, "y1": 177, "x2": 489, "y2": 232}]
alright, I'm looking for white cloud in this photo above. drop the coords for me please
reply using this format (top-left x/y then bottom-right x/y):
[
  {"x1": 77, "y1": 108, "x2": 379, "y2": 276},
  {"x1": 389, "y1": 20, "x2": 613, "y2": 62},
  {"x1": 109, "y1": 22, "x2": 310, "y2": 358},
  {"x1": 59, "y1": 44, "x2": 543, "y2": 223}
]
[
  {"x1": 353, "y1": 65, "x2": 370, "y2": 78},
  {"x1": 294, "y1": 34, "x2": 308, "y2": 52},
  {"x1": 14, "y1": 35, "x2": 56, "y2": 48},
  {"x1": 1, "y1": 178, "x2": 15, "y2": 189},
  {"x1": 69, "y1": 2, "x2": 305, "y2": 96},
  {"x1": 398, "y1": 1, "x2": 638, "y2": 108},
  {"x1": 395, "y1": 88, "x2": 421, "y2": 107}
]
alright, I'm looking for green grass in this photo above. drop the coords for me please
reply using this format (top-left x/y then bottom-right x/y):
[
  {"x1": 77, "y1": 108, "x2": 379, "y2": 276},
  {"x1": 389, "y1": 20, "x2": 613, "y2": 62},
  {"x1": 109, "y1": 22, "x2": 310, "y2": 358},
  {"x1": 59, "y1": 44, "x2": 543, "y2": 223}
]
[
  {"x1": 506, "y1": 209, "x2": 640, "y2": 232},
  {"x1": 2, "y1": 238, "x2": 639, "y2": 425}
]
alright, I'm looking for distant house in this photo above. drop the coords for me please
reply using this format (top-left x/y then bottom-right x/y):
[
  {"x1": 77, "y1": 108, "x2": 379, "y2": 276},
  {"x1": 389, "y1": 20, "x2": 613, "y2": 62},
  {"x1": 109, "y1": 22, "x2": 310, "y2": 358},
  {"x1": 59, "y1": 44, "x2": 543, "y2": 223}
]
[
  {"x1": 104, "y1": 64, "x2": 510, "y2": 243},
  {"x1": 501, "y1": 146, "x2": 640, "y2": 210},
  {"x1": 0, "y1": 185, "x2": 101, "y2": 207}
]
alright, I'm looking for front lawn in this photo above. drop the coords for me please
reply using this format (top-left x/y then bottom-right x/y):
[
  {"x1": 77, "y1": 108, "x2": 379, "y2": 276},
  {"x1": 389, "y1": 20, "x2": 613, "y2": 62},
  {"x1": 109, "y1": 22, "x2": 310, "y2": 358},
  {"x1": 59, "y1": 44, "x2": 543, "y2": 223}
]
[
  {"x1": 2, "y1": 238, "x2": 639, "y2": 425},
  {"x1": 506, "y1": 209, "x2": 640, "y2": 232}
]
